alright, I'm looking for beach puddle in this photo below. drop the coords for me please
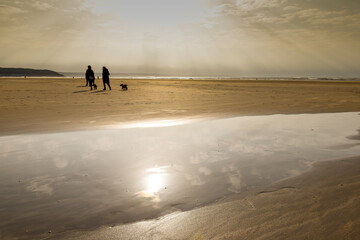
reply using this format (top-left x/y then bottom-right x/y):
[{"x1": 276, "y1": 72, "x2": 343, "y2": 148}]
[{"x1": 0, "y1": 112, "x2": 360, "y2": 238}]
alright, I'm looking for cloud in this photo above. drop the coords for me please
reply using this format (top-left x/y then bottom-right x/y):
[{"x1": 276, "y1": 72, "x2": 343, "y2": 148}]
[
  {"x1": 199, "y1": 167, "x2": 213, "y2": 175},
  {"x1": 208, "y1": 0, "x2": 360, "y2": 30},
  {"x1": 0, "y1": 4, "x2": 25, "y2": 15},
  {"x1": 0, "y1": 4, "x2": 26, "y2": 28},
  {"x1": 185, "y1": 174, "x2": 206, "y2": 186},
  {"x1": 208, "y1": 0, "x2": 360, "y2": 32},
  {"x1": 228, "y1": 174, "x2": 241, "y2": 193},
  {"x1": 0, "y1": 0, "x2": 103, "y2": 69},
  {"x1": 32, "y1": 1, "x2": 54, "y2": 11},
  {"x1": 54, "y1": 158, "x2": 69, "y2": 169},
  {"x1": 195, "y1": 0, "x2": 360, "y2": 76},
  {"x1": 26, "y1": 176, "x2": 66, "y2": 196},
  {"x1": 221, "y1": 164, "x2": 242, "y2": 193}
]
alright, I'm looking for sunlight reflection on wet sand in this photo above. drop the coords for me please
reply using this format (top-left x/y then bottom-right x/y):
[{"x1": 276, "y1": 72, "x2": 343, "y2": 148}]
[
  {"x1": 0, "y1": 112, "x2": 359, "y2": 239},
  {"x1": 135, "y1": 167, "x2": 168, "y2": 202},
  {"x1": 116, "y1": 119, "x2": 195, "y2": 128}
]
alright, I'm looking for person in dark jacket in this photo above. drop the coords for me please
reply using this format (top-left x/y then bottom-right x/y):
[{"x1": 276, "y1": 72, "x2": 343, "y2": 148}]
[
  {"x1": 102, "y1": 66, "x2": 111, "y2": 90},
  {"x1": 85, "y1": 65, "x2": 96, "y2": 90}
]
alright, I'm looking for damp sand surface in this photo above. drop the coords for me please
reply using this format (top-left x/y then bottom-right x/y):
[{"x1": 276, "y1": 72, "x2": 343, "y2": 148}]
[
  {"x1": 0, "y1": 78, "x2": 360, "y2": 239},
  {"x1": 57, "y1": 156, "x2": 360, "y2": 240},
  {"x1": 0, "y1": 113, "x2": 360, "y2": 239}
]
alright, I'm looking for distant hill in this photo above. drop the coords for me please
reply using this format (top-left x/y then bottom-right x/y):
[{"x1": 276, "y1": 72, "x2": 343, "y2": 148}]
[{"x1": 0, "y1": 67, "x2": 64, "y2": 77}]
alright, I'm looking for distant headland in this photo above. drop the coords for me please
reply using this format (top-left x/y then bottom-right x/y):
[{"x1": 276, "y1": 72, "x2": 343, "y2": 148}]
[{"x1": 0, "y1": 67, "x2": 64, "y2": 77}]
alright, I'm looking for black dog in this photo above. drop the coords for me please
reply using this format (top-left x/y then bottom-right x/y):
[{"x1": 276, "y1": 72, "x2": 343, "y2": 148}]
[{"x1": 120, "y1": 84, "x2": 128, "y2": 90}]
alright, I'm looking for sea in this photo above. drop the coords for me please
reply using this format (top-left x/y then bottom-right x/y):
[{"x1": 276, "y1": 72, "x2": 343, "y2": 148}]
[{"x1": 59, "y1": 72, "x2": 360, "y2": 81}]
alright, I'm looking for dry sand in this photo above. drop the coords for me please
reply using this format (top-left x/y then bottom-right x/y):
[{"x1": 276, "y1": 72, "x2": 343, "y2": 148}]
[
  {"x1": 1, "y1": 78, "x2": 360, "y2": 239},
  {"x1": 0, "y1": 78, "x2": 359, "y2": 135}
]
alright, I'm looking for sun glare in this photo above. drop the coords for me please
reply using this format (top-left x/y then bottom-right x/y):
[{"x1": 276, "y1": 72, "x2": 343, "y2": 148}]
[
  {"x1": 134, "y1": 167, "x2": 168, "y2": 201},
  {"x1": 146, "y1": 174, "x2": 164, "y2": 193}
]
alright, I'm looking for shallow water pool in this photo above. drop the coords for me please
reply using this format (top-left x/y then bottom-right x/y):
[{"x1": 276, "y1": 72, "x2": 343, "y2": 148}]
[{"x1": 0, "y1": 112, "x2": 359, "y2": 238}]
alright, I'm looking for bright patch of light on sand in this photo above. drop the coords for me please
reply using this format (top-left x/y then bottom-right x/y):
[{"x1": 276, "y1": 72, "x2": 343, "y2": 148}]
[{"x1": 121, "y1": 119, "x2": 192, "y2": 128}]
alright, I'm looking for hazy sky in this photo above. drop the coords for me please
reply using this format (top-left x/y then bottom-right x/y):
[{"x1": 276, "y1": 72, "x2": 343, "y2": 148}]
[{"x1": 0, "y1": 0, "x2": 359, "y2": 77}]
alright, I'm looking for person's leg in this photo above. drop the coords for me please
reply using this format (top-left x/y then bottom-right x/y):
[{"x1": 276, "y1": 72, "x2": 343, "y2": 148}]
[
  {"x1": 107, "y1": 82, "x2": 111, "y2": 90},
  {"x1": 103, "y1": 80, "x2": 106, "y2": 90},
  {"x1": 90, "y1": 80, "x2": 93, "y2": 90},
  {"x1": 86, "y1": 79, "x2": 88, "y2": 86}
]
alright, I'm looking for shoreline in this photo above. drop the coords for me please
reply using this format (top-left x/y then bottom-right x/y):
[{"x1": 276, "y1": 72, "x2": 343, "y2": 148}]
[
  {"x1": 1, "y1": 76, "x2": 360, "y2": 81},
  {"x1": 1, "y1": 111, "x2": 359, "y2": 137}
]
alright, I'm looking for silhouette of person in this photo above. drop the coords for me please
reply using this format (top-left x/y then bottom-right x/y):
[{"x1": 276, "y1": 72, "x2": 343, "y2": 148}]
[
  {"x1": 102, "y1": 66, "x2": 111, "y2": 90},
  {"x1": 85, "y1": 65, "x2": 95, "y2": 90}
]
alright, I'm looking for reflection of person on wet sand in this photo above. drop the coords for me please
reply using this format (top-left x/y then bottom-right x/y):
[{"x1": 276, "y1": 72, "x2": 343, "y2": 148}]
[
  {"x1": 102, "y1": 66, "x2": 111, "y2": 91},
  {"x1": 85, "y1": 65, "x2": 96, "y2": 90}
]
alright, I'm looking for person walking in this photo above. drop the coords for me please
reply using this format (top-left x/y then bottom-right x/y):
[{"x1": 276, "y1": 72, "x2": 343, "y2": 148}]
[
  {"x1": 102, "y1": 66, "x2": 111, "y2": 90},
  {"x1": 85, "y1": 65, "x2": 96, "y2": 90}
]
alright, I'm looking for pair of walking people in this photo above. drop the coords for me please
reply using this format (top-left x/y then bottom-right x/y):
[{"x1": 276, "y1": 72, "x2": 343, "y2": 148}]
[{"x1": 85, "y1": 65, "x2": 111, "y2": 91}]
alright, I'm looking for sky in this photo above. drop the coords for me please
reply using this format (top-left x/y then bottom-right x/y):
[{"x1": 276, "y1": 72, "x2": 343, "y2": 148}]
[{"x1": 0, "y1": 0, "x2": 359, "y2": 77}]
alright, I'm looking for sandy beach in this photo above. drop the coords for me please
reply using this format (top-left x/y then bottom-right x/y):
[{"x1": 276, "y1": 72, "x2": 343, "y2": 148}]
[
  {"x1": 0, "y1": 78, "x2": 360, "y2": 240},
  {"x1": 0, "y1": 78, "x2": 359, "y2": 135},
  {"x1": 2, "y1": 0, "x2": 360, "y2": 238}
]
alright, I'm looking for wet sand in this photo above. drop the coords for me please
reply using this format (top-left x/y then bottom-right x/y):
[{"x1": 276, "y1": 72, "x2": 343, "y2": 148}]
[
  {"x1": 1, "y1": 112, "x2": 358, "y2": 239},
  {"x1": 54, "y1": 156, "x2": 360, "y2": 240},
  {"x1": 0, "y1": 78, "x2": 360, "y2": 239},
  {"x1": 0, "y1": 78, "x2": 360, "y2": 135}
]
